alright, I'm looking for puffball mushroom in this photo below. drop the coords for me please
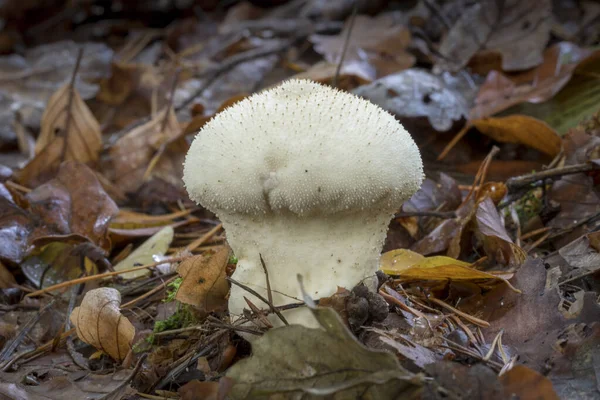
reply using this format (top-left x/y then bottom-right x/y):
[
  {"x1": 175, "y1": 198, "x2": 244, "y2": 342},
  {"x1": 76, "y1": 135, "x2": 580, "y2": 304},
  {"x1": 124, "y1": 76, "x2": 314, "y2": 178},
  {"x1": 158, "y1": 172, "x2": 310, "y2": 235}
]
[{"x1": 183, "y1": 79, "x2": 423, "y2": 329}]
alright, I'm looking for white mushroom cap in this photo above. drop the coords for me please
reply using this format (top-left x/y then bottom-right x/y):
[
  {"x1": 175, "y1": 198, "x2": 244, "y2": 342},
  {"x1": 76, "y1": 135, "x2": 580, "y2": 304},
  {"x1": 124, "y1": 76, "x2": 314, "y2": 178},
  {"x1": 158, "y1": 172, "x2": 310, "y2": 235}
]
[
  {"x1": 183, "y1": 79, "x2": 423, "y2": 330},
  {"x1": 183, "y1": 79, "x2": 423, "y2": 218}
]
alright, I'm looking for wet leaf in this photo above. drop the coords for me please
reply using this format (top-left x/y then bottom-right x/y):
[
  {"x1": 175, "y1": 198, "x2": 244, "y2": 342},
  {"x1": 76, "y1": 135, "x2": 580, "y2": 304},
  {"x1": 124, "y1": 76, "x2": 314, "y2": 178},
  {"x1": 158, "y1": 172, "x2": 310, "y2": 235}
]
[
  {"x1": 353, "y1": 69, "x2": 469, "y2": 131},
  {"x1": 0, "y1": 195, "x2": 33, "y2": 263},
  {"x1": 113, "y1": 225, "x2": 174, "y2": 279},
  {"x1": 35, "y1": 82, "x2": 102, "y2": 163},
  {"x1": 225, "y1": 306, "x2": 422, "y2": 399},
  {"x1": 70, "y1": 287, "x2": 135, "y2": 362},
  {"x1": 436, "y1": 0, "x2": 551, "y2": 72},
  {"x1": 176, "y1": 246, "x2": 230, "y2": 312}
]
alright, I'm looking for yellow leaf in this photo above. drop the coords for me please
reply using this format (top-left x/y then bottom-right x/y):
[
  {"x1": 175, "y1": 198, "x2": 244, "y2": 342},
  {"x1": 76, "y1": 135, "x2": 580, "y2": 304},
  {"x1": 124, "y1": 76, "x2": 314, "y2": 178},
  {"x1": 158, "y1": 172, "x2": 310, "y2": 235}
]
[
  {"x1": 472, "y1": 115, "x2": 562, "y2": 157},
  {"x1": 70, "y1": 288, "x2": 135, "y2": 362},
  {"x1": 380, "y1": 249, "x2": 520, "y2": 292}
]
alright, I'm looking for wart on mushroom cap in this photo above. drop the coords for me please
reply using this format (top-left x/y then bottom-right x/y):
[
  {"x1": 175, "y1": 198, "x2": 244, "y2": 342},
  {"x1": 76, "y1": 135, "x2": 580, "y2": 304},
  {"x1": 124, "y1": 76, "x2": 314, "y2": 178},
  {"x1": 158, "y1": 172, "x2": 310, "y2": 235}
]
[{"x1": 183, "y1": 79, "x2": 423, "y2": 329}]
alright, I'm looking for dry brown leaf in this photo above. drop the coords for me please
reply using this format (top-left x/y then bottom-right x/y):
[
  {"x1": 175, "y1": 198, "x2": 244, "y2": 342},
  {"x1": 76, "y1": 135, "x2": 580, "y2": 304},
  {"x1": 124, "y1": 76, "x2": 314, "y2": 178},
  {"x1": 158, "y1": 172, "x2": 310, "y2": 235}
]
[
  {"x1": 292, "y1": 61, "x2": 374, "y2": 91},
  {"x1": 436, "y1": 0, "x2": 551, "y2": 72},
  {"x1": 70, "y1": 287, "x2": 135, "y2": 362},
  {"x1": 176, "y1": 246, "x2": 230, "y2": 312},
  {"x1": 107, "y1": 107, "x2": 186, "y2": 193},
  {"x1": 471, "y1": 43, "x2": 593, "y2": 119},
  {"x1": 500, "y1": 366, "x2": 560, "y2": 400},
  {"x1": 471, "y1": 115, "x2": 562, "y2": 157},
  {"x1": 18, "y1": 136, "x2": 65, "y2": 188},
  {"x1": 96, "y1": 62, "x2": 141, "y2": 106},
  {"x1": 35, "y1": 83, "x2": 102, "y2": 163}
]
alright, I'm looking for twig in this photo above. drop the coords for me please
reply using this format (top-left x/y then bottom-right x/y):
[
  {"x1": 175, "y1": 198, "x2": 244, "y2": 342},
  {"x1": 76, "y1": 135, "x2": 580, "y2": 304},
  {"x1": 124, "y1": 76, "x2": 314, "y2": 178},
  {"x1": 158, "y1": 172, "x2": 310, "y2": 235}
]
[
  {"x1": 61, "y1": 48, "x2": 84, "y2": 160},
  {"x1": 428, "y1": 297, "x2": 490, "y2": 328},
  {"x1": 25, "y1": 256, "x2": 188, "y2": 298},
  {"x1": 227, "y1": 277, "x2": 291, "y2": 326},
  {"x1": 99, "y1": 354, "x2": 148, "y2": 400},
  {"x1": 121, "y1": 275, "x2": 179, "y2": 309},
  {"x1": 0, "y1": 299, "x2": 56, "y2": 362},
  {"x1": 259, "y1": 254, "x2": 288, "y2": 325},
  {"x1": 332, "y1": 2, "x2": 358, "y2": 88},
  {"x1": 184, "y1": 223, "x2": 223, "y2": 252},
  {"x1": 506, "y1": 162, "x2": 600, "y2": 191}
]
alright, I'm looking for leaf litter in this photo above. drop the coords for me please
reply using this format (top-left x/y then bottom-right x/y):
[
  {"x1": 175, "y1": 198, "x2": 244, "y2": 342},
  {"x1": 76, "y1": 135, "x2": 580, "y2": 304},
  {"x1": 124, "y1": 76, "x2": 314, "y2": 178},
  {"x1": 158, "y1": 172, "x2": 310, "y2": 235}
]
[{"x1": 0, "y1": 1, "x2": 600, "y2": 399}]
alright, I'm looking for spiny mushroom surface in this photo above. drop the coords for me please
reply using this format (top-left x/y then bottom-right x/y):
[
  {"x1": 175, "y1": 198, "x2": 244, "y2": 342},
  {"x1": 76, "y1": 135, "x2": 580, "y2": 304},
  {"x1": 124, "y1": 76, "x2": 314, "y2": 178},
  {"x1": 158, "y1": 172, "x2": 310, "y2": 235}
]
[{"x1": 183, "y1": 79, "x2": 423, "y2": 329}]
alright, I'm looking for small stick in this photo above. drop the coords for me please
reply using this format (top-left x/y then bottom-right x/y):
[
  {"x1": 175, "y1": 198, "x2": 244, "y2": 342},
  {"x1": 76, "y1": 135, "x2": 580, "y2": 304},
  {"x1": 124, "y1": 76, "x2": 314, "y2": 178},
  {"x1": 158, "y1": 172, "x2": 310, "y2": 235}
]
[
  {"x1": 184, "y1": 223, "x2": 223, "y2": 252},
  {"x1": 228, "y1": 277, "x2": 289, "y2": 326},
  {"x1": 332, "y1": 1, "x2": 358, "y2": 88},
  {"x1": 259, "y1": 254, "x2": 288, "y2": 325},
  {"x1": 428, "y1": 297, "x2": 490, "y2": 327},
  {"x1": 121, "y1": 275, "x2": 179, "y2": 309},
  {"x1": 26, "y1": 256, "x2": 188, "y2": 298},
  {"x1": 506, "y1": 162, "x2": 600, "y2": 191}
]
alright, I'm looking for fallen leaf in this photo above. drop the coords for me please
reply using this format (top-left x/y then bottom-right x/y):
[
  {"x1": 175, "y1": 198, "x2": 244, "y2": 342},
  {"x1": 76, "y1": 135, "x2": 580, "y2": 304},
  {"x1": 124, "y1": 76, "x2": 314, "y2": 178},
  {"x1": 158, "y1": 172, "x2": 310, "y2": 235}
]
[
  {"x1": 471, "y1": 43, "x2": 592, "y2": 119},
  {"x1": 17, "y1": 136, "x2": 65, "y2": 187},
  {"x1": 26, "y1": 161, "x2": 119, "y2": 252},
  {"x1": 380, "y1": 248, "x2": 515, "y2": 288},
  {"x1": 176, "y1": 246, "x2": 230, "y2": 312},
  {"x1": 106, "y1": 107, "x2": 185, "y2": 193},
  {"x1": 292, "y1": 61, "x2": 375, "y2": 91},
  {"x1": 471, "y1": 116, "x2": 562, "y2": 157},
  {"x1": 425, "y1": 362, "x2": 506, "y2": 399},
  {"x1": 500, "y1": 365, "x2": 560, "y2": 400},
  {"x1": 556, "y1": 231, "x2": 600, "y2": 285},
  {"x1": 353, "y1": 69, "x2": 469, "y2": 131},
  {"x1": 35, "y1": 82, "x2": 102, "y2": 163},
  {"x1": 476, "y1": 197, "x2": 526, "y2": 267},
  {"x1": 70, "y1": 287, "x2": 135, "y2": 362},
  {"x1": 311, "y1": 13, "x2": 415, "y2": 77},
  {"x1": 436, "y1": 0, "x2": 551, "y2": 72},
  {"x1": 225, "y1": 306, "x2": 422, "y2": 399},
  {"x1": 379, "y1": 335, "x2": 439, "y2": 370},
  {"x1": 113, "y1": 225, "x2": 174, "y2": 279}
]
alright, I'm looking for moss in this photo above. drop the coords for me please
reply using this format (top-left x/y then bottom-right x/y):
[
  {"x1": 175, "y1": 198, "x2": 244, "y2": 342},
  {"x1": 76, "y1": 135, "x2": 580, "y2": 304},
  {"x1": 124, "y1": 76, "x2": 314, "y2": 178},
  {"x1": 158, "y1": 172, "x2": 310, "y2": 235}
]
[
  {"x1": 228, "y1": 254, "x2": 238, "y2": 264},
  {"x1": 513, "y1": 188, "x2": 543, "y2": 223},
  {"x1": 164, "y1": 277, "x2": 183, "y2": 303}
]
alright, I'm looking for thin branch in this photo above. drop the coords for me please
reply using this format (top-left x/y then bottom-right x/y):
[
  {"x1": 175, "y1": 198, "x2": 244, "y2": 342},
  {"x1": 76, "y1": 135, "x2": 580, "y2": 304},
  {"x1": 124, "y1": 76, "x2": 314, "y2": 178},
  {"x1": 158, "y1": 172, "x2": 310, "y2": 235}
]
[
  {"x1": 260, "y1": 254, "x2": 288, "y2": 325},
  {"x1": 506, "y1": 162, "x2": 600, "y2": 191},
  {"x1": 228, "y1": 277, "x2": 290, "y2": 326},
  {"x1": 332, "y1": 2, "x2": 358, "y2": 88}
]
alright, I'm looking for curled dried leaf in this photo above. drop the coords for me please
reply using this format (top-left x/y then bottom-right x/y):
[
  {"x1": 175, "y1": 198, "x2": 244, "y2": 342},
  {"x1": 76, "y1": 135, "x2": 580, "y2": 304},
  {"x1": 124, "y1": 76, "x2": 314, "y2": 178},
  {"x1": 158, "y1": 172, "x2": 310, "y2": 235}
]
[{"x1": 70, "y1": 288, "x2": 135, "y2": 362}]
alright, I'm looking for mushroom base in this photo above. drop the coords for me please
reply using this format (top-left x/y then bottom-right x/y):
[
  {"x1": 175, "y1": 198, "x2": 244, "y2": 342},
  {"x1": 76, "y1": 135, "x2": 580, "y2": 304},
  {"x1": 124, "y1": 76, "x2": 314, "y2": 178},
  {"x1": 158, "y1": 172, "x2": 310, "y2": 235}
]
[{"x1": 220, "y1": 210, "x2": 394, "y2": 331}]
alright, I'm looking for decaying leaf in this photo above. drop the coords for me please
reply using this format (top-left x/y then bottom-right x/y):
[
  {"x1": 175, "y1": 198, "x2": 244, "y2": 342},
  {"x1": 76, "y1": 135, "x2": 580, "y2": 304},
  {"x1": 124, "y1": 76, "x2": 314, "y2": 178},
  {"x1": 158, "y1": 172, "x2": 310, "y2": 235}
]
[
  {"x1": 225, "y1": 306, "x2": 422, "y2": 399},
  {"x1": 353, "y1": 69, "x2": 469, "y2": 131},
  {"x1": 106, "y1": 107, "x2": 186, "y2": 193},
  {"x1": 35, "y1": 82, "x2": 102, "y2": 163},
  {"x1": 311, "y1": 14, "x2": 415, "y2": 77},
  {"x1": 113, "y1": 225, "x2": 174, "y2": 279},
  {"x1": 436, "y1": 0, "x2": 552, "y2": 72},
  {"x1": 476, "y1": 197, "x2": 526, "y2": 267},
  {"x1": 70, "y1": 287, "x2": 135, "y2": 362},
  {"x1": 556, "y1": 231, "x2": 600, "y2": 285},
  {"x1": 0, "y1": 195, "x2": 33, "y2": 263},
  {"x1": 26, "y1": 161, "x2": 119, "y2": 252},
  {"x1": 176, "y1": 246, "x2": 230, "y2": 312}
]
